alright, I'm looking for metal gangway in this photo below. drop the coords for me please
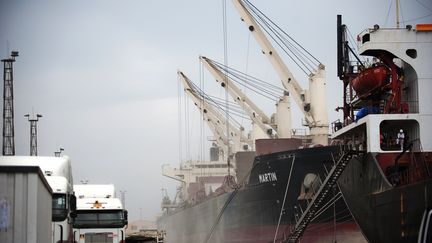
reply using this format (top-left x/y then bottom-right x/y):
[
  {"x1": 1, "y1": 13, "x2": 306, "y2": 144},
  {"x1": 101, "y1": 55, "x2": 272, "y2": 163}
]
[{"x1": 285, "y1": 149, "x2": 360, "y2": 243}]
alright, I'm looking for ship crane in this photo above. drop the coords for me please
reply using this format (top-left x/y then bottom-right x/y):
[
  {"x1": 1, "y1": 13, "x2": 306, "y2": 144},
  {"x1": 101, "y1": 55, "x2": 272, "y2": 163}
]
[
  {"x1": 178, "y1": 71, "x2": 251, "y2": 158},
  {"x1": 179, "y1": 71, "x2": 229, "y2": 159},
  {"x1": 201, "y1": 56, "x2": 290, "y2": 141},
  {"x1": 232, "y1": 0, "x2": 329, "y2": 145}
]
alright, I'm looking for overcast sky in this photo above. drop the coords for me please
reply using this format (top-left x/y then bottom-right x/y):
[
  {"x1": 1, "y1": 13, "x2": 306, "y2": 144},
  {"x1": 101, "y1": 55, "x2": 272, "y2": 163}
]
[{"x1": 1, "y1": 0, "x2": 431, "y2": 221}]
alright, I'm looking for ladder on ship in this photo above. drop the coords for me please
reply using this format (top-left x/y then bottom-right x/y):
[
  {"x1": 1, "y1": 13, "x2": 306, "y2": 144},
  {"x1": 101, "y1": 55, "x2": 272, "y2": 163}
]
[{"x1": 284, "y1": 149, "x2": 360, "y2": 243}]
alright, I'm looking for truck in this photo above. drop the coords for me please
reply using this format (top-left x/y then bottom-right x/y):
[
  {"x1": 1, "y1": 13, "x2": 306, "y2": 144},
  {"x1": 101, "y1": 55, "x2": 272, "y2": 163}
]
[
  {"x1": 72, "y1": 184, "x2": 128, "y2": 243},
  {"x1": 0, "y1": 165, "x2": 53, "y2": 243},
  {"x1": 0, "y1": 156, "x2": 76, "y2": 243}
]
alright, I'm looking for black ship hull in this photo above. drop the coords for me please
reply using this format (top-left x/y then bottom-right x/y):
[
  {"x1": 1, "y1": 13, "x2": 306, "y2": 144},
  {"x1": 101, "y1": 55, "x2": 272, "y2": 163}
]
[
  {"x1": 338, "y1": 152, "x2": 432, "y2": 243},
  {"x1": 158, "y1": 146, "x2": 365, "y2": 243}
]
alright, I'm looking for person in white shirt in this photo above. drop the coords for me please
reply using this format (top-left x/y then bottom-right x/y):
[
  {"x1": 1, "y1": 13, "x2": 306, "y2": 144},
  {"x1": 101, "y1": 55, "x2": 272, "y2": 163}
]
[{"x1": 396, "y1": 129, "x2": 405, "y2": 150}]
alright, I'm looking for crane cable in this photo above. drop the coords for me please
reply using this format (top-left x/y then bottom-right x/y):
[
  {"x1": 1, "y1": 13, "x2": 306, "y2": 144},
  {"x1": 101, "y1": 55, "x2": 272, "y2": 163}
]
[
  {"x1": 222, "y1": 0, "x2": 231, "y2": 176},
  {"x1": 177, "y1": 75, "x2": 183, "y2": 164},
  {"x1": 243, "y1": 0, "x2": 321, "y2": 76},
  {"x1": 207, "y1": 58, "x2": 285, "y2": 101}
]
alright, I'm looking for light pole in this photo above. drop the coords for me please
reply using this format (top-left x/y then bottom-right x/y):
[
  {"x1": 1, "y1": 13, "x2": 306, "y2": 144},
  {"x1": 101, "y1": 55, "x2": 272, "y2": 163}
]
[
  {"x1": 24, "y1": 113, "x2": 42, "y2": 156},
  {"x1": 2, "y1": 51, "x2": 19, "y2": 156}
]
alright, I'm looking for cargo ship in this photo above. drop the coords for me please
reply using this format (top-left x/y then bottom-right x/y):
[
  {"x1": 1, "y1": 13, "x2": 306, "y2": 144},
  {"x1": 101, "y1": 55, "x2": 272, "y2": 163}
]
[
  {"x1": 333, "y1": 17, "x2": 432, "y2": 242},
  {"x1": 157, "y1": 1, "x2": 432, "y2": 243},
  {"x1": 157, "y1": 0, "x2": 364, "y2": 242},
  {"x1": 158, "y1": 144, "x2": 364, "y2": 243}
]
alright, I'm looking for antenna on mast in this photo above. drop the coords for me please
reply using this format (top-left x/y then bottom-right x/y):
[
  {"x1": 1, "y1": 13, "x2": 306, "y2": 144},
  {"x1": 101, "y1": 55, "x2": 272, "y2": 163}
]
[{"x1": 2, "y1": 51, "x2": 19, "y2": 156}]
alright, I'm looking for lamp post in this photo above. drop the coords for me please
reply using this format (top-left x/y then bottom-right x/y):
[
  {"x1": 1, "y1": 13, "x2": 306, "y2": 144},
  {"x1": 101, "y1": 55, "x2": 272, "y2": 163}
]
[
  {"x1": 2, "y1": 51, "x2": 19, "y2": 156},
  {"x1": 24, "y1": 113, "x2": 42, "y2": 156}
]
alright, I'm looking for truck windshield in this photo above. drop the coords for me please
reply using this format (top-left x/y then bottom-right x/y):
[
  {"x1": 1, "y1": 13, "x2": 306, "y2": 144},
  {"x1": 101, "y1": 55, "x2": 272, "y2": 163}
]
[
  {"x1": 52, "y1": 193, "x2": 68, "y2": 222},
  {"x1": 72, "y1": 210, "x2": 125, "y2": 228}
]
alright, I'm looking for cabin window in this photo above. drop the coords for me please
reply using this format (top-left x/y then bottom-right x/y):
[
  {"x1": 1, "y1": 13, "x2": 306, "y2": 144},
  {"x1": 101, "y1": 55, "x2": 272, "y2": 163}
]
[
  {"x1": 406, "y1": 49, "x2": 417, "y2": 59},
  {"x1": 362, "y1": 33, "x2": 370, "y2": 44},
  {"x1": 72, "y1": 210, "x2": 126, "y2": 228},
  {"x1": 52, "y1": 193, "x2": 68, "y2": 222},
  {"x1": 379, "y1": 119, "x2": 420, "y2": 151}
]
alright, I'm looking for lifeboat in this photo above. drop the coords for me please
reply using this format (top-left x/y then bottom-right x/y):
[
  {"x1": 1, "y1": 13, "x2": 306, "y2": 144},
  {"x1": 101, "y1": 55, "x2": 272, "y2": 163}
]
[{"x1": 351, "y1": 65, "x2": 389, "y2": 98}]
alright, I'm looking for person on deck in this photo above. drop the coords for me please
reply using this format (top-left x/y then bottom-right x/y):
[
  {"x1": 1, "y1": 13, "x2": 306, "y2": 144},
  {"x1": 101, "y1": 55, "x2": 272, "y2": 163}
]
[{"x1": 396, "y1": 129, "x2": 405, "y2": 150}]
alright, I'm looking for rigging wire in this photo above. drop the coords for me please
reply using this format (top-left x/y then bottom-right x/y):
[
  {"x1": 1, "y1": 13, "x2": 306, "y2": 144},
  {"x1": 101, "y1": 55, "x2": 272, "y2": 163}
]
[
  {"x1": 199, "y1": 60, "x2": 205, "y2": 175},
  {"x1": 416, "y1": 0, "x2": 432, "y2": 12},
  {"x1": 178, "y1": 74, "x2": 183, "y2": 163},
  {"x1": 310, "y1": 192, "x2": 343, "y2": 222},
  {"x1": 222, "y1": 0, "x2": 231, "y2": 174},
  {"x1": 209, "y1": 101, "x2": 250, "y2": 120},
  {"x1": 402, "y1": 13, "x2": 432, "y2": 23},
  {"x1": 207, "y1": 58, "x2": 285, "y2": 101},
  {"x1": 306, "y1": 210, "x2": 353, "y2": 233},
  {"x1": 386, "y1": 0, "x2": 432, "y2": 26},
  {"x1": 399, "y1": 0, "x2": 405, "y2": 27},
  {"x1": 184, "y1": 88, "x2": 190, "y2": 160},
  {"x1": 244, "y1": 0, "x2": 321, "y2": 75},
  {"x1": 384, "y1": 0, "x2": 393, "y2": 27},
  {"x1": 259, "y1": 15, "x2": 317, "y2": 74},
  {"x1": 207, "y1": 94, "x2": 242, "y2": 107},
  {"x1": 250, "y1": 9, "x2": 311, "y2": 76},
  {"x1": 346, "y1": 27, "x2": 365, "y2": 63},
  {"x1": 220, "y1": 63, "x2": 283, "y2": 94},
  {"x1": 242, "y1": 32, "x2": 251, "y2": 131},
  {"x1": 200, "y1": 93, "x2": 249, "y2": 122},
  {"x1": 244, "y1": 0, "x2": 317, "y2": 64},
  {"x1": 306, "y1": 211, "x2": 353, "y2": 233},
  {"x1": 187, "y1": 78, "x2": 249, "y2": 127},
  {"x1": 273, "y1": 156, "x2": 296, "y2": 243},
  {"x1": 206, "y1": 97, "x2": 249, "y2": 117}
]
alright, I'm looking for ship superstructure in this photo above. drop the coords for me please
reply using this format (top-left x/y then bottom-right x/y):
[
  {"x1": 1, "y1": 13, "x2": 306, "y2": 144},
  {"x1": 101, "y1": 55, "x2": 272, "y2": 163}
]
[{"x1": 332, "y1": 18, "x2": 432, "y2": 242}]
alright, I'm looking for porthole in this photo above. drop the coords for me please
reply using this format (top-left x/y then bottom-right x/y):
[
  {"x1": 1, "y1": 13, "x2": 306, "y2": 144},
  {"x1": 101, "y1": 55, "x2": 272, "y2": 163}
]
[{"x1": 406, "y1": 49, "x2": 417, "y2": 59}]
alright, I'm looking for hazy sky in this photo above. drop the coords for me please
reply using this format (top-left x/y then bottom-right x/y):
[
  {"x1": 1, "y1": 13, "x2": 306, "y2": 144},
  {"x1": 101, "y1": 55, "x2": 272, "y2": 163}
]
[{"x1": 1, "y1": 0, "x2": 431, "y2": 221}]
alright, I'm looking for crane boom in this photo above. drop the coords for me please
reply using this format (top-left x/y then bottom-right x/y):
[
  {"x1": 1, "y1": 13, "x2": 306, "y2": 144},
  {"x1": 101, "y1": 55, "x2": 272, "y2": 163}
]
[
  {"x1": 178, "y1": 71, "x2": 250, "y2": 155},
  {"x1": 232, "y1": 0, "x2": 329, "y2": 145},
  {"x1": 200, "y1": 56, "x2": 276, "y2": 140}
]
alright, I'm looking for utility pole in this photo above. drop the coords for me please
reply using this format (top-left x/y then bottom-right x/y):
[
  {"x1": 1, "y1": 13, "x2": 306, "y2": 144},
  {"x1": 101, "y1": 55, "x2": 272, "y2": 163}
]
[
  {"x1": 24, "y1": 113, "x2": 42, "y2": 156},
  {"x1": 2, "y1": 51, "x2": 18, "y2": 156}
]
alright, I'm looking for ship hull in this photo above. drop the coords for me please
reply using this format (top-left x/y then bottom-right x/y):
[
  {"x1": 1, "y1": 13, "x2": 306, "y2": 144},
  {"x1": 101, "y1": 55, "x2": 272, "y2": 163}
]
[
  {"x1": 338, "y1": 152, "x2": 432, "y2": 243},
  {"x1": 158, "y1": 146, "x2": 365, "y2": 243}
]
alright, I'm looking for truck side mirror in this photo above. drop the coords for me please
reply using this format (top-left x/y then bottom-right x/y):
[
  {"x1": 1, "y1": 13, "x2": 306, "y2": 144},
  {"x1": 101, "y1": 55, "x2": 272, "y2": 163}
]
[
  {"x1": 69, "y1": 194, "x2": 77, "y2": 218},
  {"x1": 123, "y1": 210, "x2": 128, "y2": 226}
]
